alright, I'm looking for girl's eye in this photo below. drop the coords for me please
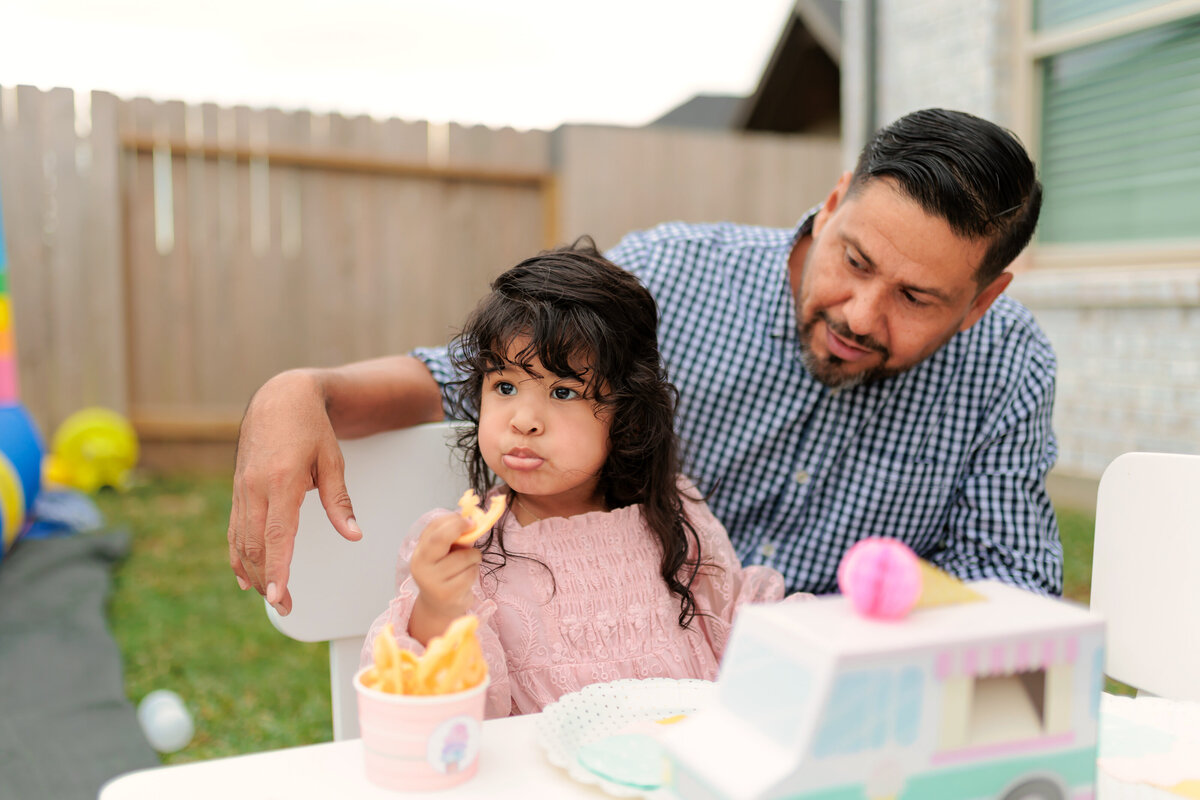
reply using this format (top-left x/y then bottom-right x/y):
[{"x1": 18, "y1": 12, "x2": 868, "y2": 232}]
[
  {"x1": 551, "y1": 386, "x2": 579, "y2": 400},
  {"x1": 496, "y1": 381, "x2": 516, "y2": 396}
]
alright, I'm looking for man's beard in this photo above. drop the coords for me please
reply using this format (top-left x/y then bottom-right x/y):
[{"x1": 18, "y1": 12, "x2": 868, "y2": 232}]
[
  {"x1": 799, "y1": 309, "x2": 962, "y2": 389},
  {"x1": 798, "y1": 311, "x2": 894, "y2": 390}
]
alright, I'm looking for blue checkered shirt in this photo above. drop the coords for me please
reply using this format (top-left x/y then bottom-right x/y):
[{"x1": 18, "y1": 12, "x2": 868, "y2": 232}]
[{"x1": 414, "y1": 212, "x2": 1063, "y2": 597}]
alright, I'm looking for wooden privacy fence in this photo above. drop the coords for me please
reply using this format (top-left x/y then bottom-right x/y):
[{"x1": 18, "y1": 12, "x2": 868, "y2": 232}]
[{"x1": 0, "y1": 86, "x2": 840, "y2": 467}]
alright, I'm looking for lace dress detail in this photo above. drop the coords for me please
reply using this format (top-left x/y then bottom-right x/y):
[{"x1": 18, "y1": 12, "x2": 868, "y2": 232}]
[{"x1": 361, "y1": 477, "x2": 795, "y2": 719}]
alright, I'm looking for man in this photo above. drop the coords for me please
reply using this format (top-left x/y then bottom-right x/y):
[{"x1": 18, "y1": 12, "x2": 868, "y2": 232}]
[{"x1": 230, "y1": 108, "x2": 1061, "y2": 616}]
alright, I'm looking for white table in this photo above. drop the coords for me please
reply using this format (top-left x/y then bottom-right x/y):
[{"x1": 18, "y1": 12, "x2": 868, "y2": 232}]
[
  {"x1": 100, "y1": 714, "x2": 607, "y2": 800},
  {"x1": 100, "y1": 699, "x2": 1180, "y2": 799}
]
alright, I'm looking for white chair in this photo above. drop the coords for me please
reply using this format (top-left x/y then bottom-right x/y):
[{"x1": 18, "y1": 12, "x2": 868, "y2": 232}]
[
  {"x1": 265, "y1": 422, "x2": 469, "y2": 739},
  {"x1": 1090, "y1": 451, "x2": 1200, "y2": 701}
]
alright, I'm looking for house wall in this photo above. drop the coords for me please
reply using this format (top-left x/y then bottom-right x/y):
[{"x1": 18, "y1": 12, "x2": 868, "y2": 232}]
[
  {"x1": 840, "y1": 0, "x2": 1020, "y2": 168},
  {"x1": 1009, "y1": 270, "x2": 1200, "y2": 485},
  {"x1": 840, "y1": 1, "x2": 1200, "y2": 507}
]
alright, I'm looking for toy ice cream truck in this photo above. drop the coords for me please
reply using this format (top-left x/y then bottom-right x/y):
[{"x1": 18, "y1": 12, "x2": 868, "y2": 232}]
[{"x1": 661, "y1": 543, "x2": 1105, "y2": 800}]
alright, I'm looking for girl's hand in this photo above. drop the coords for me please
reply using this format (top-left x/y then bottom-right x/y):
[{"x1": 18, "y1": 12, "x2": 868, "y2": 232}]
[{"x1": 408, "y1": 513, "x2": 483, "y2": 645}]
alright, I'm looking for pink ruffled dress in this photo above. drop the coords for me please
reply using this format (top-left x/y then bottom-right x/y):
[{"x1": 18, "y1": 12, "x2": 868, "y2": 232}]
[{"x1": 361, "y1": 482, "x2": 789, "y2": 719}]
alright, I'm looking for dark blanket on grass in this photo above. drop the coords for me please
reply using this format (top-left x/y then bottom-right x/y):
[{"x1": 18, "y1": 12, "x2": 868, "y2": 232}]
[{"x1": 0, "y1": 532, "x2": 158, "y2": 800}]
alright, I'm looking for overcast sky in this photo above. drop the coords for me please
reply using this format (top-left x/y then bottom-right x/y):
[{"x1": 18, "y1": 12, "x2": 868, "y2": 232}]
[{"x1": 2, "y1": 0, "x2": 797, "y2": 130}]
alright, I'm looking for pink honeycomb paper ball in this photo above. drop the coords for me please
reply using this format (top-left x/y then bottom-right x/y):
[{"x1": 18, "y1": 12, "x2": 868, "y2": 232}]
[{"x1": 837, "y1": 538, "x2": 923, "y2": 620}]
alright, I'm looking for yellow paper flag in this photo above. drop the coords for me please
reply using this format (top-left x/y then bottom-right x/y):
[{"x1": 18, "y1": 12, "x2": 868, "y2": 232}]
[
  {"x1": 1162, "y1": 780, "x2": 1200, "y2": 799},
  {"x1": 914, "y1": 561, "x2": 986, "y2": 608}
]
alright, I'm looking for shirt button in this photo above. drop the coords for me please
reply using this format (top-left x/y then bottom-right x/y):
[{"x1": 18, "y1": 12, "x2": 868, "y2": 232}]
[
  {"x1": 758, "y1": 541, "x2": 778, "y2": 559},
  {"x1": 795, "y1": 469, "x2": 811, "y2": 485}
]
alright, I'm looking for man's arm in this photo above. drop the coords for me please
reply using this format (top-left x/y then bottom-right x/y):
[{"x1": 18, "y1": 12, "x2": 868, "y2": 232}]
[
  {"x1": 930, "y1": 329, "x2": 1064, "y2": 596},
  {"x1": 319, "y1": 356, "x2": 446, "y2": 437},
  {"x1": 228, "y1": 355, "x2": 444, "y2": 615}
]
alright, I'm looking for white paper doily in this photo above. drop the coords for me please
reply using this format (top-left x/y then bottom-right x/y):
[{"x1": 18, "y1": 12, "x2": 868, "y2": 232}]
[{"x1": 536, "y1": 678, "x2": 716, "y2": 797}]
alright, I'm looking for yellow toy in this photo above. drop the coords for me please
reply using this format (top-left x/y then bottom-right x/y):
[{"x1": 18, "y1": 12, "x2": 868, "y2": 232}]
[{"x1": 42, "y1": 407, "x2": 139, "y2": 493}]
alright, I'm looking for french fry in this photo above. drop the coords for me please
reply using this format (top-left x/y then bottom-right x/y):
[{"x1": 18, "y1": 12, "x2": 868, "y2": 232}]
[
  {"x1": 364, "y1": 615, "x2": 488, "y2": 697},
  {"x1": 416, "y1": 615, "x2": 477, "y2": 694},
  {"x1": 374, "y1": 623, "x2": 403, "y2": 671},
  {"x1": 423, "y1": 616, "x2": 483, "y2": 694},
  {"x1": 398, "y1": 650, "x2": 419, "y2": 695},
  {"x1": 454, "y1": 489, "x2": 507, "y2": 546},
  {"x1": 440, "y1": 634, "x2": 486, "y2": 694}
]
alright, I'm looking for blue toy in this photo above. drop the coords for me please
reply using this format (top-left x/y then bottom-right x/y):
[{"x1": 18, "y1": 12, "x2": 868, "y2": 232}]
[{"x1": 0, "y1": 403, "x2": 43, "y2": 559}]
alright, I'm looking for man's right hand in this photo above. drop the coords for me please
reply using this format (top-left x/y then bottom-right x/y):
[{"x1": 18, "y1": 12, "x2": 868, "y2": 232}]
[{"x1": 228, "y1": 369, "x2": 362, "y2": 616}]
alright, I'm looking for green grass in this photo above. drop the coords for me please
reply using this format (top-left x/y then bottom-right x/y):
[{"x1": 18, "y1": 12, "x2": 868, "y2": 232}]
[
  {"x1": 1058, "y1": 505, "x2": 1095, "y2": 604},
  {"x1": 99, "y1": 475, "x2": 1115, "y2": 765},
  {"x1": 97, "y1": 473, "x2": 331, "y2": 764}
]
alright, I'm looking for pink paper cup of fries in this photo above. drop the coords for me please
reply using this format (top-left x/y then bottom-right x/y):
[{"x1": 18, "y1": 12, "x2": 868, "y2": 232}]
[{"x1": 354, "y1": 668, "x2": 490, "y2": 791}]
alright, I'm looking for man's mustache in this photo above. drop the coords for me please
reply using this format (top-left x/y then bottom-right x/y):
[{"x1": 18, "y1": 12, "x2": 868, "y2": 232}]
[{"x1": 819, "y1": 311, "x2": 889, "y2": 359}]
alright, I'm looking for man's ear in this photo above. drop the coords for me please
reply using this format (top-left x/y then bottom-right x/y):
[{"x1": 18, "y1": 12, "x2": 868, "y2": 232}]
[
  {"x1": 811, "y1": 171, "x2": 853, "y2": 237},
  {"x1": 959, "y1": 271, "x2": 1014, "y2": 332}
]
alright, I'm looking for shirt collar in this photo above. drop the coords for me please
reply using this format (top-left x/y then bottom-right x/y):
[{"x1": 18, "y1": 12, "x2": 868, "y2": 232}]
[{"x1": 771, "y1": 205, "x2": 821, "y2": 341}]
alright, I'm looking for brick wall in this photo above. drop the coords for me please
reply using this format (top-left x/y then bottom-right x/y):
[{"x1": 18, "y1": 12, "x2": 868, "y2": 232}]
[
  {"x1": 1010, "y1": 271, "x2": 1200, "y2": 480},
  {"x1": 876, "y1": 0, "x2": 1006, "y2": 123},
  {"x1": 841, "y1": 0, "x2": 1019, "y2": 164}
]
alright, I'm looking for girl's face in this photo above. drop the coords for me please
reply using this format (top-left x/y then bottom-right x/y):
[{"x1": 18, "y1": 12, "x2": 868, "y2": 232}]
[{"x1": 477, "y1": 338, "x2": 612, "y2": 519}]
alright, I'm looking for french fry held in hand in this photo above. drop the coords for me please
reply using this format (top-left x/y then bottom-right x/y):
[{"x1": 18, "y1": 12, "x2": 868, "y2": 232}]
[
  {"x1": 361, "y1": 616, "x2": 488, "y2": 696},
  {"x1": 454, "y1": 489, "x2": 506, "y2": 546}
]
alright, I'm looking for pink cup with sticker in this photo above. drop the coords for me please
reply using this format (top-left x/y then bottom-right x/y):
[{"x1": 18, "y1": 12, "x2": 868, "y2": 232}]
[{"x1": 354, "y1": 667, "x2": 489, "y2": 791}]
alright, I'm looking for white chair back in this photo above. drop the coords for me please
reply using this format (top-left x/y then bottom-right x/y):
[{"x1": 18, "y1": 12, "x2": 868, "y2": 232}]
[
  {"x1": 1091, "y1": 451, "x2": 1200, "y2": 701},
  {"x1": 265, "y1": 422, "x2": 469, "y2": 739}
]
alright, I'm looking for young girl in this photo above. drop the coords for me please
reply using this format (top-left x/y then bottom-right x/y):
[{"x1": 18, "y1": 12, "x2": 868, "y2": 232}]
[{"x1": 363, "y1": 239, "x2": 790, "y2": 719}]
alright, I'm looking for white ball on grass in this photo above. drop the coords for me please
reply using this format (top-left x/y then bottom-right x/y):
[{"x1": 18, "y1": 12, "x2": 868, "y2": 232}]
[{"x1": 137, "y1": 689, "x2": 195, "y2": 753}]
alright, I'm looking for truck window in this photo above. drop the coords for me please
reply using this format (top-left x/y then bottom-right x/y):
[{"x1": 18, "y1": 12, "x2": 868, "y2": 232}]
[
  {"x1": 719, "y1": 631, "x2": 814, "y2": 749},
  {"x1": 813, "y1": 667, "x2": 923, "y2": 758}
]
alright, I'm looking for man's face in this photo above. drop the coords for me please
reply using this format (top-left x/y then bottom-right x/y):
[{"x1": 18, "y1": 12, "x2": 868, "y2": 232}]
[{"x1": 791, "y1": 174, "x2": 1012, "y2": 389}]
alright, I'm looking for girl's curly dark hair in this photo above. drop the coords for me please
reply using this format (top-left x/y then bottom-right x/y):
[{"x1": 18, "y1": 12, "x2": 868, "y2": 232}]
[{"x1": 444, "y1": 237, "x2": 703, "y2": 627}]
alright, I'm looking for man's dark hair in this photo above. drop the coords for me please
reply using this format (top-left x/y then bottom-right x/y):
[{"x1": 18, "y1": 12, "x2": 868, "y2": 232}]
[{"x1": 849, "y1": 108, "x2": 1042, "y2": 286}]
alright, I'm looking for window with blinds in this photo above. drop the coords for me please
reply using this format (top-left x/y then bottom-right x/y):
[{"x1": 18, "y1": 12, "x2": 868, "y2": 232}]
[
  {"x1": 1035, "y1": 0, "x2": 1174, "y2": 30},
  {"x1": 1034, "y1": 5, "x2": 1200, "y2": 244}
]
